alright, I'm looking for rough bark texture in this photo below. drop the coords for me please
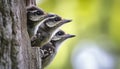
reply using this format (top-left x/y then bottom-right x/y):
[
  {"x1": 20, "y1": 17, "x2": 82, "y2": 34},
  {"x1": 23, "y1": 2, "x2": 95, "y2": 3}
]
[
  {"x1": 0, "y1": 0, "x2": 41, "y2": 69},
  {"x1": 26, "y1": 0, "x2": 36, "y2": 6}
]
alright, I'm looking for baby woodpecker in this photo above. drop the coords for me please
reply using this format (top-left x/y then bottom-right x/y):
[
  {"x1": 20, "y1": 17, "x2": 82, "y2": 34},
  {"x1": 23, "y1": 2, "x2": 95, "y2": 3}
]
[
  {"x1": 31, "y1": 14, "x2": 72, "y2": 47},
  {"x1": 40, "y1": 30, "x2": 75, "y2": 68},
  {"x1": 27, "y1": 6, "x2": 50, "y2": 38}
]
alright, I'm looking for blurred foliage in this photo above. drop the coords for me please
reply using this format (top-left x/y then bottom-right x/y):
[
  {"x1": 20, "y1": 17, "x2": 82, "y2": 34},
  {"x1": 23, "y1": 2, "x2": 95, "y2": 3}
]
[{"x1": 36, "y1": 0, "x2": 120, "y2": 69}]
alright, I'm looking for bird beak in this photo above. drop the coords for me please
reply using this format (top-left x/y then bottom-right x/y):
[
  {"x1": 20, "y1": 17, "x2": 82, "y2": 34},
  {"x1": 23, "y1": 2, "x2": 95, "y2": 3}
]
[
  {"x1": 64, "y1": 34, "x2": 75, "y2": 39},
  {"x1": 42, "y1": 14, "x2": 49, "y2": 18},
  {"x1": 60, "y1": 19, "x2": 72, "y2": 24}
]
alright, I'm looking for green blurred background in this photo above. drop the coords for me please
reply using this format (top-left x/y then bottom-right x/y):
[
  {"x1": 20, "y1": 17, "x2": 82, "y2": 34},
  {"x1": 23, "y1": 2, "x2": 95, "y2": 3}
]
[{"x1": 36, "y1": 0, "x2": 120, "y2": 69}]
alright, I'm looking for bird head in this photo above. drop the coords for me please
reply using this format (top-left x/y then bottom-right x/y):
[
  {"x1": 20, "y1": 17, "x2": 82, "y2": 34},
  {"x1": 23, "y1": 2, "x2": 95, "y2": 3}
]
[
  {"x1": 43, "y1": 15, "x2": 72, "y2": 29},
  {"x1": 27, "y1": 6, "x2": 47, "y2": 22},
  {"x1": 51, "y1": 30, "x2": 75, "y2": 46}
]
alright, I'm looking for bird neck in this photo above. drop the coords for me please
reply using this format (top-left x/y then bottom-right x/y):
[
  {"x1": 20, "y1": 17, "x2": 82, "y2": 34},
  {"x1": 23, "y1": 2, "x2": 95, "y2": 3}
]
[
  {"x1": 51, "y1": 40, "x2": 63, "y2": 49},
  {"x1": 27, "y1": 19, "x2": 40, "y2": 28}
]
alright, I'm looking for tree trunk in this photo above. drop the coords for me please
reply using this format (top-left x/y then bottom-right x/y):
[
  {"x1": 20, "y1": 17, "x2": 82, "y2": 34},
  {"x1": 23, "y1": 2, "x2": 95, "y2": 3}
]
[{"x1": 0, "y1": 0, "x2": 41, "y2": 69}]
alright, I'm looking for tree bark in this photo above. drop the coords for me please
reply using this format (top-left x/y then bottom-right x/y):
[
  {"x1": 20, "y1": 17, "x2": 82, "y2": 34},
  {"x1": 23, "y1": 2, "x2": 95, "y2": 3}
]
[{"x1": 0, "y1": 0, "x2": 41, "y2": 69}]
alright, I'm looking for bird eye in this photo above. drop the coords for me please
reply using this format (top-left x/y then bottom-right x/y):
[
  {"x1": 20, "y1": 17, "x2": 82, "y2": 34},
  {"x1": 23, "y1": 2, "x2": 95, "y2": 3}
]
[
  {"x1": 56, "y1": 31, "x2": 65, "y2": 36},
  {"x1": 35, "y1": 10, "x2": 44, "y2": 15},
  {"x1": 54, "y1": 17, "x2": 61, "y2": 21}
]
